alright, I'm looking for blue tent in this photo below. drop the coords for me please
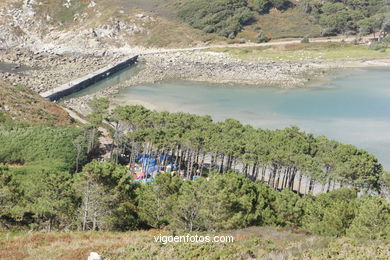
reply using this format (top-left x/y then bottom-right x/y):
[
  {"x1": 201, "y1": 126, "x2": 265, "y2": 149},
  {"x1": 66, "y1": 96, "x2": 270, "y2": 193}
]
[
  {"x1": 159, "y1": 155, "x2": 173, "y2": 163},
  {"x1": 166, "y1": 163, "x2": 180, "y2": 172}
]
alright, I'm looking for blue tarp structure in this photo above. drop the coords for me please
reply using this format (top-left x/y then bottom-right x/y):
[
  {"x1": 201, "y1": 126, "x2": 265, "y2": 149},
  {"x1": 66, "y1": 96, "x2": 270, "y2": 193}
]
[
  {"x1": 136, "y1": 154, "x2": 173, "y2": 164},
  {"x1": 136, "y1": 154, "x2": 176, "y2": 174},
  {"x1": 165, "y1": 163, "x2": 180, "y2": 172},
  {"x1": 134, "y1": 178, "x2": 153, "y2": 183}
]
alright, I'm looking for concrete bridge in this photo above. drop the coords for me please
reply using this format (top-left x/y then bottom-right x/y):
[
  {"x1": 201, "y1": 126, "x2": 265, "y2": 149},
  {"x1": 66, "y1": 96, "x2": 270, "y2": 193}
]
[{"x1": 40, "y1": 55, "x2": 138, "y2": 101}]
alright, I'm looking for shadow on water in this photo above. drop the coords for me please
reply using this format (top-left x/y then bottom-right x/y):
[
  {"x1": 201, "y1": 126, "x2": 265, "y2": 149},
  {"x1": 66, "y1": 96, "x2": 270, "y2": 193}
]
[{"x1": 60, "y1": 62, "x2": 144, "y2": 100}]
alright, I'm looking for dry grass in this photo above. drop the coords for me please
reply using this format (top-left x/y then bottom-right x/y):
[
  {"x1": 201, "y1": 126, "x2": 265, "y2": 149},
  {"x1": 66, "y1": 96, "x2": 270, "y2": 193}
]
[
  {"x1": 19, "y1": 0, "x2": 218, "y2": 48},
  {"x1": 239, "y1": 8, "x2": 322, "y2": 41},
  {"x1": 0, "y1": 81, "x2": 72, "y2": 125},
  {"x1": 209, "y1": 42, "x2": 390, "y2": 61},
  {"x1": 1, "y1": 227, "x2": 388, "y2": 260},
  {"x1": 2, "y1": 1, "x2": 323, "y2": 48}
]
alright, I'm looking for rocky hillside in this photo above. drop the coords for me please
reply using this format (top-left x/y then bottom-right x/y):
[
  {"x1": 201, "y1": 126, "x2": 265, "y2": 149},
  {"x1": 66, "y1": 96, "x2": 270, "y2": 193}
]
[
  {"x1": 1, "y1": 0, "x2": 388, "y2": 53},
  {"x1": 0, "y1": 0, "x2": 326, "y2": 54},
  {"x1": 0, "y1": 0, "x2": 214, "y2": 54}
]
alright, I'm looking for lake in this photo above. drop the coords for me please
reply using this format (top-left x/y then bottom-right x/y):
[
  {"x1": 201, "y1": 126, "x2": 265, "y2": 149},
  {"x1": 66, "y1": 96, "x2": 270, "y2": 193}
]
[{"x1": 111, "y1": 67, "x2": 390, "y2": 169}]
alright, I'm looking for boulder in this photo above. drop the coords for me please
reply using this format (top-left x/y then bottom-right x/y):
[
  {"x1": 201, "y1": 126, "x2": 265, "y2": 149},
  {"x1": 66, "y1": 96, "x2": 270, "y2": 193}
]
[{"x1": 87, "y1": 252, "x2": 103, "y2": 260}]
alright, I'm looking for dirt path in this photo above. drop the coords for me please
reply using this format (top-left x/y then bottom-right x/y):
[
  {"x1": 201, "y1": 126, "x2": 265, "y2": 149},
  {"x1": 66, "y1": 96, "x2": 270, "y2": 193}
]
[
  {"x1": 64, "y1": 108, "x2": 112, "y2": 160},
  {"x1": 140, "y1": 35, "x2": 370, "y2": 55}
]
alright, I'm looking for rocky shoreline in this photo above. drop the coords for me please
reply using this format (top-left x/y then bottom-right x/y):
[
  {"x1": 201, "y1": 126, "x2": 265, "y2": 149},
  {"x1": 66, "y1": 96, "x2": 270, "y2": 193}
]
[
  {"x1": 0, "y1": 48, "x2": 126, "y2": 93},
  {"x1": 62, "y1": 50, "x2": 334, "y2": 113},
  {"x1": 2, "y1": 46, "x2": 390, "y2": 115}
]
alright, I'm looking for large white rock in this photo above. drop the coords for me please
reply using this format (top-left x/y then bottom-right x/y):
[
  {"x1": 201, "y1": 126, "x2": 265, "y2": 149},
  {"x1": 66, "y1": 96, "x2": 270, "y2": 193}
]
[{"x1": 88, "y1": 252, "x2": 103, "y2": 260}]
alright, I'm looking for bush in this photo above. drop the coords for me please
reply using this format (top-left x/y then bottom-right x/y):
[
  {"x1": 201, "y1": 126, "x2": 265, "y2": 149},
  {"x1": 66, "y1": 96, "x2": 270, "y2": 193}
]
[
  {"x1": 301, "y1": 189, "x2": 357, "y2": 237},
  {"x1": 256, "y1": 31, "x2": 270, "y2": 43},
  {"x1": 0, "y1": 125, "x2": 90, "y2": 171},
  {"x1": 301, "y1": 36, "x2": 310, "y2": 43},
  {"x1": 347, "y1": 196, "x2": 390, "y2": 241},
  {"x1": 253, "y1": 0, "x2": 273, "y2": 14},
  {"x1": 178, "y1": 0, "x2": 255, "y2": 38},
  {"x1": 369, "y1": 41, "x2": 387, "y2": 51},
  {"x1": 252, "y1": 0, "x2": 292, "y2": 14},
  {"x1": 1, "y1": 162, "x2": 77, "y2": 230}
]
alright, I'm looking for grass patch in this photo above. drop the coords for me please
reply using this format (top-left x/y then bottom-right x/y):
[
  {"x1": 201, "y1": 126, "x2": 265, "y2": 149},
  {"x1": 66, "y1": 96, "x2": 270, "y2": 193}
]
[
  {"x1": 131, "y1": 15, "x2": 220, "y2": 48},
  {"x1": 1, "y1": 227, "x2": 388, "y2": 259},
  {"x1": 239, "y1": 8, "x2": 322, "y2": 41},
  {"x1": 33, "y1": 0, "x2": 90, "y2": 27},
  {"x1": 209, "y1": 42, "x2": 390, "y2": 61}
]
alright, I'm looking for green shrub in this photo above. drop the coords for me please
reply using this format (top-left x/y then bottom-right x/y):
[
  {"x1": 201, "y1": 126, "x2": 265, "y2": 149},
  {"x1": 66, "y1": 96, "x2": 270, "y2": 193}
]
[
  {"x1": 301, "y1": 36, "x2": 310, "y2": 43},
  {"x1": 178, "y1": 0, "x2": 255, "y2": 38},
  {"x1": 253, "y1": 0, "x2": 273, "y2": 14},
  {"x1": 347, "y1": 195, "x2": 390, "y2": 241},
  {"x1": 256, "y1": 31, "x2": 270, "y2": 43},
  {"x1": 1, "y1": 162, "x2": 77, "y2": 230},
  {"x1": 302, "y1": 189, "x2": 357, "y2": 236},
  {"x1": 0, "y1": 125, "x2": 89, "y2": 171}
]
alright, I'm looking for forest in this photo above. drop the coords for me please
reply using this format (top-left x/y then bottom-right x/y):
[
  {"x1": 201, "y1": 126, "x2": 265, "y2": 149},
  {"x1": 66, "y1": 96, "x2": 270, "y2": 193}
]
[
  {"x1": 178, "y1": 0, "x2": 390, "y2": 38},
  {"x1": 107, "y1": 105, "x2": 385, "y2": 194},
  {"x1": 0, "y1": 103, "x2": 389, "y2": 242}
]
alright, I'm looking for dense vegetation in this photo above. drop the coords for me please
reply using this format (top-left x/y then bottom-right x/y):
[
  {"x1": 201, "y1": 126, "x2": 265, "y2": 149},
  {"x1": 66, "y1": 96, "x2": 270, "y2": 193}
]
[
  {"x1": 178, "y1": 0, "x2": 390, "y2": 38},
  {"x1": 0, "y1": 122, "x2": 97, "y2": 172},
  {"x1": 1, "y1": 103, "x2": 389, "y2": 244},
  {"x1": 109, "y1": 105, "x2": 384, "y2": 194},
  {"x1": 178, "y1": 0, "x2": 255, "y2": 38},
  {"x1": 1, "y1": 161, "x2": 389, "y2": 242},
  {"x1": 299, "y1": 0, "x2": 389, "y2": 35}
]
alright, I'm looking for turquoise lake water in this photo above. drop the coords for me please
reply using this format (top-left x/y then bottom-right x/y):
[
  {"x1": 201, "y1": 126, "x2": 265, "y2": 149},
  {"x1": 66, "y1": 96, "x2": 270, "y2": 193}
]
[{"x1": 112, "y1": 67, "x2": 390, "y2": 169}]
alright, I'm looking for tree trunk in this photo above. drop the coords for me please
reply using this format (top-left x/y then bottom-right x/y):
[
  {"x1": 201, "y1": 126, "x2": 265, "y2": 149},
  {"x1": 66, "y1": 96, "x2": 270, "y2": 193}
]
[
  {"x1": 82, "y1": 180, "x2": 90, "y2": 231},
  {"x1": 251, "y1": 163, "x2": 257, "y2": 180},
  {"x1": 219, "y1": 154, "x2": 225, "y2": 174},
  {"x1": 261, "y1": 166, "x2": 266, "y2": 182},
  {"x1": 326, "y1": 179, "x2": 332, "y2": 193},
  {"x1": 288, "y1": 167, "x2": 297, "y2": 190},
  {"x1": 200, "y1": 152, "x2": 206, "y2": 175},
  {"x1": 281, "y1": 167, "x2": 288, "y2": 189},
  {"x1": 92, "y1": 211, "x2": 97, "y2": 231},
  {"x1": 270, "y1": 165, "x2": 277, "y2": 187},
  {"x1": 275, "y1": 167, "x2": 281, "y2": 189},
  {"x1": 309, "y1": 178, "x2": 314, "y2": 193},
  {"x1": 297, "y1": 174, "x2": 303, "y2": 194}
]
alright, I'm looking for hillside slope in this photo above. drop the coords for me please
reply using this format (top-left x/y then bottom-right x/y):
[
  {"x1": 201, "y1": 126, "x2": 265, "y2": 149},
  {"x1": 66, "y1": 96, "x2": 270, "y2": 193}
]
[
  {"x1": 0, "y1": 81, "x2": 72, "y2": 125},
  {"x1": 0, "y1": 0, "x2": 216, "y2": 52},
  {"x1": 0, "y1": 0, "x2": 342, "y2": 52},
  {"x1": 1, "y1": 227, "x2": 389, "y2": 259}
]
